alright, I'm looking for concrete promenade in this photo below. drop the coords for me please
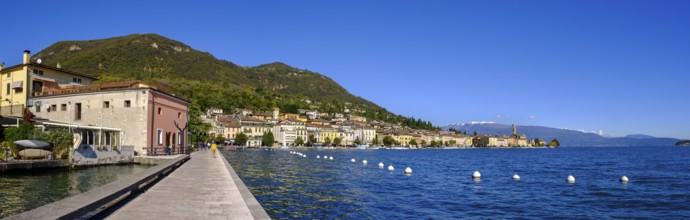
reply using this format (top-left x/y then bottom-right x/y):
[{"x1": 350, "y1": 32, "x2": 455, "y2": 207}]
[{"x1": 107, "y1": 150, "x2": 269, "y2": 220}]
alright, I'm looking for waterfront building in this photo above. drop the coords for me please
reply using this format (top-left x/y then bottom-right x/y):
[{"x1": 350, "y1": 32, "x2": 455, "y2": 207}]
[
  {"x1": 239, "y1": 116, "x2": 272, "y2": 146},
  {"x1": 218, "y1": 116, "x2": 241, "y2": 144},
  {"x1": 272, "y1": 119, "x2": 308, "y2": 146},
  {"x1": 353, "y1": 126, "x2": 376, "y2": 145},
  {"x1": 0, "y1": 50, "x2": 97, "y2": 117},
  {"x1": 29, "y1": 81, "x2": 189, "y2": 156}
]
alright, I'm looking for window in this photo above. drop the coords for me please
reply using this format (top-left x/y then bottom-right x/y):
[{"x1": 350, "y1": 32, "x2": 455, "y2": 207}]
[
  {"x1": 32, "y1": 69, "x2": 44, "y2": 75},
  {"x1": 72, "y1": 77, "x2": 82, "y2": 83},
  {"x1": 103, "y1": 101, "x2": 110, "y2": 108},
  {"x1": 124, "y1": 100, "x2": 131, "y2": 107},
  {"x1": 35, "y1": 104, "x2": 41, "y2": 112},
  {"x1": 50, "y1": 104, "x2": 56, "y2": 112},
  {"x1": 75, "y1": 103, "x2": 82, "y2": 120},
  {"x1": 61, "y1": 104, "x2": 67, "y2": 111},
  {"x1": 5, "y1": 83, "x2": 9, "y2": 95},
  {"x1": 157, "y1": 129, "x2": 163, "y2": 145},
  {"x1": 158, "y1": 107, "x2": 162, "y2": 115},
  {"x1": 178, "y1": 112, "x2": 181, "y2": 119}
]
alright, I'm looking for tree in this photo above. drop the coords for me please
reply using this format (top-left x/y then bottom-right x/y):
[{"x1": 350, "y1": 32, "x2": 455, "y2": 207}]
[
  {"x1": 4, "y1": 122, "x2": 36, "y2": 143},
  {"x1": 550, "y1": 138, "x2": 560, "y2": 147},
  {"x1": 262, "y1": 131, "x2": 275, "y2": 147},
  {"x1": 354, "y1": 137, "x2": 362, "y2": 146},
  {"x1": 333, "y1": 137, "x2": 341, "y2": 147},
  {"x1": 383, "y1": 135, "x2": 395, "y2": 146},
  {"x1": 235, "y1": 132, "x2": 248, "y2": 146},
  {"x1": 420, "y1": 139, "x2": 427, "y2": 147},
  {"x1": 473, "y1": 130, "x2": 478, "y2": 136},
  {"x1": 409, "y1": 139, "x2": 418, "y2": 147},
  {"x1": 214, "y1": 134, "x2": 226, "y2": 144},
  {"x1": 308, "y1": 134, "x2": 317, "y2": 146},
  {"x1": 294, "y1": 136, "x2": 305, "y2": 146},
  {"x1": 449, "y1": 140, "x2": 457, "y2": 146},
  {"x1": 323, "y1": 137, "x2": 331, "y2": 145},
  {"x1": 372, "y1": 135, "x2": 379, "y2": 146}
]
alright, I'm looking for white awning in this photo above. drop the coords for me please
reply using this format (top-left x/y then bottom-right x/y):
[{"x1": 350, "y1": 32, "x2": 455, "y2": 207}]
[{"x1": 11, "y1": 81, "x2": 23, "y2": 88}]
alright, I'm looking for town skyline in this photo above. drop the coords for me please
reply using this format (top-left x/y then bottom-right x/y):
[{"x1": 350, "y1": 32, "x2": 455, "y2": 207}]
[{"x1": 0, "y1": 1, "x2": 688, "y2": 139}]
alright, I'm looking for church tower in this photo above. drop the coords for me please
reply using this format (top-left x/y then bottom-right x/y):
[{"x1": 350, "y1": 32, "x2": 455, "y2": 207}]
[{"x1": 512, "y1": 124, "x2": 517, "y2": 137}]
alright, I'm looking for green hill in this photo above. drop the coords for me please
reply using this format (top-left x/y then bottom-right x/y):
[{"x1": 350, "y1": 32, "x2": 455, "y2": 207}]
[{"x1": 32, "y1": 33, "x2": 435, "y2": 130}]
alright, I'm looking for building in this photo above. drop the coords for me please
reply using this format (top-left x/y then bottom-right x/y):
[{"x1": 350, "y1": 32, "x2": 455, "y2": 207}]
[
  {"x1": 218, "y1": 116, "x2": 241, "y2": 144},
  {"x1": 272, "y1": 120, "x2": 307, "y2": 146},
  {"x1": 239, "y1": 116, "x2": 272, "y2": 146},
  {"x1": 1, "y1": 50, "x2": 97, "y2": 116},
  {"x1": 29, "y1": 81, "x2": 189, "y2": 156},
  {"x1": 353, "y1": 126, "x2": 376, "y2": 145}
]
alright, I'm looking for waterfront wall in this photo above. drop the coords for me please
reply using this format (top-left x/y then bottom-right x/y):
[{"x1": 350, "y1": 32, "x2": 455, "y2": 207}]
[
  {"x1": 71, "y1": 145, "x2": 135, "y2": 166},
  {"x1": 0, "y1": 160, "x2": 68, "y2": 172},
  {"x1": 220, "y1": 152, "x2": 271, "y2": 219},
  {"x1": 6, "y1": 154, "x2": 190, "y2": 220}
]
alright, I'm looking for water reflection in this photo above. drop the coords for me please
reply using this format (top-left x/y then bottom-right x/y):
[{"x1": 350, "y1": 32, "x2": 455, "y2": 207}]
[{"x1": 0, "y1": 165, "x2": 151, "y2": 218}]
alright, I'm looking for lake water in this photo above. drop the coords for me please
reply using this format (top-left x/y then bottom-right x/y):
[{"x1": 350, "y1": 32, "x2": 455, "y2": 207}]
[
  {"x1": 0, "y1": 164, "x2": 151, "y2": 218},
  {"x1": 223, "y1": 147, "x2": 690, "y2": 219}
]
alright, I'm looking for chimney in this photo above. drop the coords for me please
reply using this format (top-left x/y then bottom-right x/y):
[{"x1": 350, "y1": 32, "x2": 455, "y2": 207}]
[{"x1": 23, "y1": 50, "x2": 31, "y2": 64}]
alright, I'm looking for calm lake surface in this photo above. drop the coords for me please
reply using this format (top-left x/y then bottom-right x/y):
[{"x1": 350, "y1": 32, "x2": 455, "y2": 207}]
[
  {"x1": 0, "y1": 164, "x2": 151, "y2": 218},
  {"x1": 224, "y1": 147, "x2": 690, "y2": 219}
]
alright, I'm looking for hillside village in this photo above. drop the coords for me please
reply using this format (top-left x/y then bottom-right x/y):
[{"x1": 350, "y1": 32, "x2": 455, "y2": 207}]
[
  {"x1": 0, "y1": 49, "x2": 544, "y2": 166},
  {"x1": 202, "y1": 107, "x2": 541, "y2": 148}
]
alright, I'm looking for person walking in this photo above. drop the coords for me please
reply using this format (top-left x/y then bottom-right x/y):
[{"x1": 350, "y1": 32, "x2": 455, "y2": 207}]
[{"x1": 211, "y1": 143, "x2": 217, "y2": 158}]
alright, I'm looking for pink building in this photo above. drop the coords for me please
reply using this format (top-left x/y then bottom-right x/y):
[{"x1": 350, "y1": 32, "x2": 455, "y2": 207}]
[{"x1": 30, "y1": 81, "x2": 190, "y2": 156}]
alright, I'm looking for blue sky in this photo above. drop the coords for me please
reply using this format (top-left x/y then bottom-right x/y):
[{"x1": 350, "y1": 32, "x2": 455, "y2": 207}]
[{"x1": 1, "y1": 1, "x2": 688, "y2": 139}]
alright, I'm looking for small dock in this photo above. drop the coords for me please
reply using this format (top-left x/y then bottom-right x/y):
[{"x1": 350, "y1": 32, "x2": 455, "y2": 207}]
[{"x1": 107, "y1": 150, "x2": 270, "y2": 219}]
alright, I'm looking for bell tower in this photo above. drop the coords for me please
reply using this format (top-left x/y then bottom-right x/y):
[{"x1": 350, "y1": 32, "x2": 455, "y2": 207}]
[{"x1": 512, "y1": 124, "x2": 517, "y2": 137}]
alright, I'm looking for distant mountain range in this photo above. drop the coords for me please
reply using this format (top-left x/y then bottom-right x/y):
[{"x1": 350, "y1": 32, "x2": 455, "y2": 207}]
[{"x1": 443, "y1": 122, "x2": 679, "y2": 147}]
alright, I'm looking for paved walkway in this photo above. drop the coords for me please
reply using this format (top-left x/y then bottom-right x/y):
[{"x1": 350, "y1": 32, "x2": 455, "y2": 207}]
[{"x1": 108, "y1": 150, "x2": 258, "y2": 220}]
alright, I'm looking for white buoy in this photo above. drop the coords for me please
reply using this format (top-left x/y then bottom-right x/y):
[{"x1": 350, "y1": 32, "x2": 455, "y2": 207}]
[
  {"x1": 316, "y1": 155, "x2": 320, "y2": 159},
  {"x1": 378, "y1": 162, "x2": 384, "y2": 168},
  {"x1": 351, "y1": 158, "x2": 356, "y2": 162},
  {"x1": 512, "y1": 174, "x2": 520, "y2": 180},
  {"x1": 388, "y1": 165, "x2": 394, "y2": 171},
  {"x1": 620, "y1": 176, "x2": 629, "y2": 183},
  {"x1": 567, "y1": 175, "x2": 576, "y2": 183},
  {"x1": 329, "y1": 156, "x2": 333, "y2": 160},
  {"x1": 362, "y1": 160, "x2": 368, "y2": 165},
  {"x1": 302, "y1": 155, "x2": 306, "y2": 158},
  {"x1": 473, "y1": 171, "x2": 481, "y2": 179},
  {"x1": 405, "y1": 167, "x2": 412, "y2": 174}
]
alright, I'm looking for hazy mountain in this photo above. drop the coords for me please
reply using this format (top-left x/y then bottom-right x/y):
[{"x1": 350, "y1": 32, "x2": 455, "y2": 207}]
[{"x1": 443, "y1": 122, "x2": 679, "y2": 147}]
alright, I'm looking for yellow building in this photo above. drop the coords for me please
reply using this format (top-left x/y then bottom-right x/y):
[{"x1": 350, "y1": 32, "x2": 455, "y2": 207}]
[
  {"x1": 319, "y1": 126, "x2": 339, "y2": 143},
  {"x1": 0, "y1": 50, "x2": 97, "y2": 116}
]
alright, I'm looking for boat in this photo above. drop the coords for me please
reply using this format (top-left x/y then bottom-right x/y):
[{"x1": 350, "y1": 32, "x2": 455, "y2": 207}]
[
  {"x1": 18, "y1": 149, "x2": 52, "y2": 159},
  {"x1": 355, "y1": 144, "x2": 369, "y2": 150}
]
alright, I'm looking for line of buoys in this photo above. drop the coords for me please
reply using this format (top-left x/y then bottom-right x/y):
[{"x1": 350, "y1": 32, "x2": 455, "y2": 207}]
[{"x1": 567, "y1": 175, "x2": 576, "y2": 183}]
